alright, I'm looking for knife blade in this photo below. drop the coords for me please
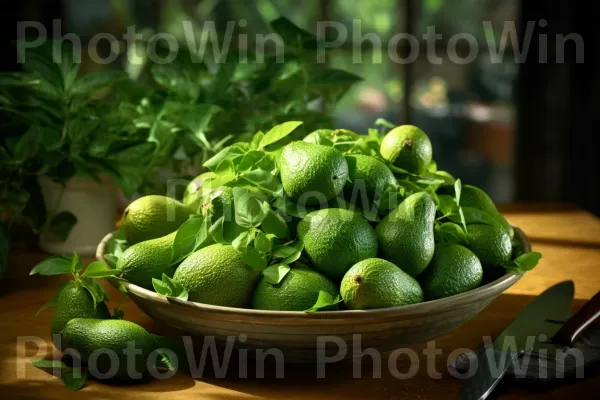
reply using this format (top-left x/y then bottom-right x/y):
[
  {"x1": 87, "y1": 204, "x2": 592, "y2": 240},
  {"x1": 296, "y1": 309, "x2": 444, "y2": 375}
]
[{"x1": 459, "y1": 280, "x2": 575, "y2": 400}]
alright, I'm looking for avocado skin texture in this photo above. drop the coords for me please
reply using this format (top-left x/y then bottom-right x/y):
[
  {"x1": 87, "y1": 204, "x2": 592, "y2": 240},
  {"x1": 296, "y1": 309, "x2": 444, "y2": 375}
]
[
  {"x1": 376, "y1": 192, "x2": 436, "y2": 277},
  {"x1": 440, "y1": 184, "x2": 514, "y2": 240},
  {"x1": 173, "y1": 244, "x2": 259, "y2": 307},
  {"x1": 343, "y1": 154, "x2": 397, "y2": 204},
  {"x1": 51, "y1": 283, "x2": 110, "y2": 336},
  {"x1": 341, "y1": 258, "x2": 423, "y2": 310},
  {"x1": 252, "y1": 268, "x2": 339, "y2": 311},
  {"x1": 122, "y1": 195, "x2": 193, "y2": 245},
  {"x1": 280, "y1": 141, "x2": 349, "y2": 206},
  {"x1": 420, "y1": 244, "x2": 483, "y2": 301},
  {"x1": 117, "y1": 232, "x2": 178, "y2": 290},
  {"x1": 60, "y1": 318, "x2": 158, "y2": 379},
  {"x1": 380, "y1": 125, "x2": 432, "y2": 174},
  {"x1": 465, "y1": 224, "x2": 512, "y2": 278},
  {"x1": 297, "y1": 208, "x2": 378, "y2": 281}
]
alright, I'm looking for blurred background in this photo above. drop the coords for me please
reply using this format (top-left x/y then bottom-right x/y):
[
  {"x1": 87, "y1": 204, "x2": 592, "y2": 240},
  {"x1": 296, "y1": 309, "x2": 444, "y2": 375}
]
[{"x1": 1, "y1": 0, "x2": 598, "y2": 215}]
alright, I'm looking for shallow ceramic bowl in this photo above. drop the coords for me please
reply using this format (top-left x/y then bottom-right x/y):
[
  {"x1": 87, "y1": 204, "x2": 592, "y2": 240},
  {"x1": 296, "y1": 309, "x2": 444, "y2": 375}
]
[{"x1": 97, "y1": 227, "x2": 529, "y2": 361}]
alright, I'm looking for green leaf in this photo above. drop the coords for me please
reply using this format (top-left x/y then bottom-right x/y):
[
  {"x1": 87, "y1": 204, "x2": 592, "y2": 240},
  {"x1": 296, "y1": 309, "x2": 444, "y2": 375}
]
[
  {"x1": 269, "y1": 17, "x2": 319, "y2": 49},
  {"x1": 449, "y1": 207, "x2": 499, "y2": 227},
  {"x1": 82, "y1": 261, "x2": 119, "y2": 278},
  {"x1": 434, "y1": 223, "x2": 467, "y2": 245},
  {"x1": 81, "y1": 279, "x2": 109, "y2": 307},
  {"x1": 203, "y1": 143, "x2": 248, "y2": 170},
  {"x1": 304, "y1": 291, "x2": 343, "y2": 312},
  {"x1": 71, "y1": 253, "x2": 82, "y2": 274},
  {"x1": 263, "y1": 264, "x2": 290, "y2": 284},
  {"x1": 240, "y1": 245, "x2": 268, "y2": 272},
  {"x1": 152, "y1": 273, "x2": 189, "y2": 301},
  {"x1": 250, "y1": 131, "x2": 264, "y2": 150},
  {"x1": 260, "y1": 205, "x2": 288, "y2": 238},
  {"x1": 213, "y1": 159, "x2": 236, "y2": 186},
  {"x1": 254, "y1": 232, "x2": 272, "y2": 254},
  {"x1": 242, "y1": 169, "x2": 281, "y2": 193},
  {"x1": 258, "y1": 121, "x2": 303, "y2": 148},
  {"x1": 30, "y1": 359, "x2": 67, "y2": 369},
  {"x1": 233, "y1": 188, "x2": 267, "y2": 228},
  {"x1": 437, "y1": 195, "x2": 458, "y2": 216},
  {"x1": 48, "y1": 212, "x2": 77, "y2": 242},
  {"x1": 507, "y1": 252, "x2": 543, "y2": 274},
  {"x1": 272, "y1": 242, "x2": 303, "y2": 264},
  {"x1": 171, "y1": 215, "x2": 210, "y2": 264},
  {"x1": 454, "y1": 179, "x2": 462, "y2": 205},
  {"x1": 61, "y1": 368, "x2": 87, "y2": 391},
  {"x1": 103, "y1": 254, "x2": 119, "y2": 269},
  {"x1": 232, "y1": 230, "x2": 256, "y2": 251},
  {"x1": 236, "y1": 150, "x2": 265, "y2": 172},
  {"x1": 70, "y1": 70, "x2": 127, "y2": 96},
  {"x1": 30, "y1": 257, "x2": 72, "y2": 276},
  {"x1": 209, "y1": 216, "x2": 246, "y2": 244}
]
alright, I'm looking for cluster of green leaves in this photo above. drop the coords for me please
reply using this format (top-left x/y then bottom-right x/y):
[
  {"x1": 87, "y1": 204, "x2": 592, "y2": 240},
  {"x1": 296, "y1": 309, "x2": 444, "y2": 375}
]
[
  {"x1": 130, "y1": 16, "x2": 361, "y2": 194},
  {"x1": 30, "y1": 253, "x2": 121, "y2": 315},
  {"x1": 169, "y1": 122, "x2": 305, "y2": 280},
  {"x1": 30, "y1": 359, "x2": 87, "y2": 391},
  {"x1": 0, "y1": 41, "x2": 156, "y2": 275}
]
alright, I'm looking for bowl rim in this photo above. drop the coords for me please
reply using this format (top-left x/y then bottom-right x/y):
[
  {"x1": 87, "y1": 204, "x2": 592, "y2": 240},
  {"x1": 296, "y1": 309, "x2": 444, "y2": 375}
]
[{"x1": 97, "y1": 226, "x2": 527, "y2": 319}]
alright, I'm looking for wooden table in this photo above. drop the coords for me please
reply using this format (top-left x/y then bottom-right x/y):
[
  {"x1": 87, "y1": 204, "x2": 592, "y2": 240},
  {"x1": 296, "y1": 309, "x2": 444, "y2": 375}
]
[{"x1": 1, "y1": 205, "x2": 599, "y2": 399}]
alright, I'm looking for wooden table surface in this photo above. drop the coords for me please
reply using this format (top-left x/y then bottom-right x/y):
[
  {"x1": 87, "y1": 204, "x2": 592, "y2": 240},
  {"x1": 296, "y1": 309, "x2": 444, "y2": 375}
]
[{"x1": 1, "y1": 205, "x2": 599, "y2": 399}]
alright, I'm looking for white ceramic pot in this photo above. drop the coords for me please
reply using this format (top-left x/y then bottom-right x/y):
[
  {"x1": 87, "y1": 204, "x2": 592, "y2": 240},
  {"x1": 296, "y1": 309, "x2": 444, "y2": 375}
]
[{"x1": 38, "y1": 175, "x2": 117, "y2": 256}]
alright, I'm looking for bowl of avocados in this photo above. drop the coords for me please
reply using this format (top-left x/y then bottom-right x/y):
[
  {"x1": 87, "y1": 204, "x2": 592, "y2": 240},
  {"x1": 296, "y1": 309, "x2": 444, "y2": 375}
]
[{"x1": 97, "y1": 123, "x2": 538, "y2": 361}]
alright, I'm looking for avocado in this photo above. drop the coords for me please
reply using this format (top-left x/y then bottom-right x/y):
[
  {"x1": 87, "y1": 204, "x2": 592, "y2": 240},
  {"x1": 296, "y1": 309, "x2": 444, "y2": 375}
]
[
  {"x1": 280, "y1": 141, "x2": 349, "y2": 206},
  {"x1": 343, "y1": 154, "x2": 397, "y2": 206},
  {"x1": 60, "y1": 318, "x2": 158, "y2": 379},
  {"x1": 465, "y1": 224, "x2": 512, "y2": 279},
  {"x1": 172, "y1": 244, "x2": 259, "y2": 307},
  {"x1": 121, "y1": 195, "x2": 193, "y2": 245},
  {"x1": 51, "y1": 282, "x2": 110, "y2": 336},
  {"x1": 117, "y1": 232, "x2": 178, "y2": 289},
  {"x1": 341, "y1": 258, "x2": 424, "y2": 309},
  {"x1": 376, "y1": 192, "x2": 436, "y2": 277},
  {"x1": 420, "y1": 244, "x2": 483, "y2": 300},
  {"x1": 297, "y1": 208, "x2": 378, "y2": 281},
  {"x1": 380, "y1": 125, "x2": 433, "y2": 174}
]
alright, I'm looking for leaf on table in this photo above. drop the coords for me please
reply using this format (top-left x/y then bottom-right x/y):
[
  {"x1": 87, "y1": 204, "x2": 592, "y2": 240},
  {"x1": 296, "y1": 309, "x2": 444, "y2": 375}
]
[
  {"x1": 30, "y1": 359, "x2": 67, "y2": 369},
  {"x1": 61, "y1": 368, "x2": 87, "y2": 391}
]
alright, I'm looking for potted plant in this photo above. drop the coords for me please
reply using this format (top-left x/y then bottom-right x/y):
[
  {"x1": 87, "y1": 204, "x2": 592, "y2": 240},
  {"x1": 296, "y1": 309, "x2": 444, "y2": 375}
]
[{"x1": 0, "y1": 41, "x2": 155, "y2": 263}]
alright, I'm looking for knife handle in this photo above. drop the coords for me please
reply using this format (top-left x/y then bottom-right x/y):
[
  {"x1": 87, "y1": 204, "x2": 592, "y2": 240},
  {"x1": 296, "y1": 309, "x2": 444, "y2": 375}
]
[{"x1": 552, "y1": 291, "x2": 600, "y2": 346}]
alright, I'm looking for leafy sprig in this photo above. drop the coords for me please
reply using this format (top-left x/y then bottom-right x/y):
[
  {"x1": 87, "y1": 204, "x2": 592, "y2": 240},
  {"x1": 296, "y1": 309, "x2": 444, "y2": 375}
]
[{"x1": 30, "y1": 252, "x2": 119, "y2": 313}]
